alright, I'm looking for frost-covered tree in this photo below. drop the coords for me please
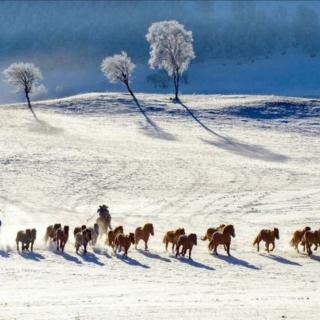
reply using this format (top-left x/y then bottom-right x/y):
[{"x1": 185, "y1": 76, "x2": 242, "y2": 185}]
[
  {"x1": 3, "y1": 62, "x2": 43, "y2": 120},
  {"x1": 101, "y1": 51, "x2": 151, "y2": 124},
  {"x1": 101, "y1": 51, "x2": 136, "y2": 97},
  {"x1": 146, "y1": 20, "x2": 195, "y2": 101}
]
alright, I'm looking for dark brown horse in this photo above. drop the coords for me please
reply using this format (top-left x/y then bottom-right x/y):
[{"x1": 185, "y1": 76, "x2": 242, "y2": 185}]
[
  {"x1": 176, "y1": 233, "x2": 197, "y2": 259},
  {"x1": 56, "y1": 225, "x2": 69, "y2": 252}
]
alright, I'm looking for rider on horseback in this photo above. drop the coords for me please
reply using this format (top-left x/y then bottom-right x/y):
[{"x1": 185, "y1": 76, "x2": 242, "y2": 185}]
[{"x1": 97, "y1": 204, "x2": 110, "y2": 219}]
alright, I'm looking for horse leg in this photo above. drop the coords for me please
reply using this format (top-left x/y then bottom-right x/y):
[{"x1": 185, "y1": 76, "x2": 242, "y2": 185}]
[
  {"x1": 84, "y1": 242, "x2": 87, "y2": 254},
  {"x1": 165, "y1": 241, "x2": 168, "y2": 251},
  {"x1": 227, "y1": 243, "x2": 231, "y2": 256},
  {"x1": 57, "y1": 240, "x2": 60, "y2": 251},
  {"x1": 271, "y1": 242, "x2": 275, "y2": 252},
  {"x1": 256, "y1": 240, "x2": 260, "y2": 252},
  {"x1": 145, "y1": 240, "x2": 148, "y2": 251},
  {"x1": 16, "y1": 241, "x2": 19, "y2": 251},
  {"x1": 176, "y1": 244, "x2": 180, "y2": 257},
  {"x1": 307, "y1": 243, "x2": 312, "y2": 256},
  {"x1": 188, "y1": 248, "x2": 192, "y2": 259},
  {"x1": 135, "y1": 238, "x2": 139, "y2": 249},
  {"x1": 214, "y1": 244, "x2": 218, "y2": 255}
]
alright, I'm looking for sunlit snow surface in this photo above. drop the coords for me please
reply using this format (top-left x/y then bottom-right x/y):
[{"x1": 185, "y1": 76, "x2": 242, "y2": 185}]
[{"x1": 0, "y1": 93, "x2": 320, "y2": 319}]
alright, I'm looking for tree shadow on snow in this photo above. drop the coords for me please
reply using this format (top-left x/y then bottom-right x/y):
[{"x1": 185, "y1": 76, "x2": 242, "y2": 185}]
[
  {"x1": 115, "y1": 252, "x2": 150, "y2": 269},
  {"x1": 140, "y1": 120, "x2": 176, "y2": 141},
  {"x1": 202, "y1": 137, "x2": 288, "y2": 163},
  {"x1": 260, "y1": 253, "x2": 301, "y2": 266},
  {"x1": 79, "y1": 251, "x2": 104, "y2": 266},
  {"x1": 137, "y1": 249, "x2": 171, "y2": 262},
  {"x1": 214, "y1": 254, "x2": 260, "y2": 270},
  {"x1": 178, "y1": 100, "x2": 288, "y2": 163},
  {"x1": 131, "y1": 95, "x2": 176, "y2": 141},
  {"x1": 171, "y1": 256, "x2": 214, "y2": 271},
  {"x1": 28, "y1": 119, "x2": 64, "y2": 135},
  {"x1": 53, "y1": 250, "x2": 82, "y2": 265},
  {"x1": 19, "y1": 251, "x2": 45, "y2": 262}
]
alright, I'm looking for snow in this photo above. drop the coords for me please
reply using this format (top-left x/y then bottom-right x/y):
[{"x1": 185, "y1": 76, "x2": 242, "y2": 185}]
[{"x1": 0, "y1": 93, "x2": 320, "y2": 319}]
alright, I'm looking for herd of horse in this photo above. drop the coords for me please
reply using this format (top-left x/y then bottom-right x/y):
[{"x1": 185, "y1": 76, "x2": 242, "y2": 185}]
[{"x1": 14, "y1": 212, "x2": 320, "y2": 259}]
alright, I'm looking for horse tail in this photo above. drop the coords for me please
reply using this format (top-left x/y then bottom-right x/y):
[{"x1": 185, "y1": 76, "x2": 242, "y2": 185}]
[
  {"x1": 162, "y1": 234, "x2": 167, "y2": 243},
  {"x1": 289, "y1": 236, "x2": 295, "y2": 247},
  {"x1": 201, "y1": 235, "x2": 207, "y2": 241},
  {"x1": 253, "y1": 234, "x2": 259, "y2": 246}
]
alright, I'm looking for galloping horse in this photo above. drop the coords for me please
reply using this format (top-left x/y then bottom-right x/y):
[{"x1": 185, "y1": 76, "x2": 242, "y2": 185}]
[
  {"x1": 253, "y1": 228, "x2": 279, "y2": 253},
  {"x1": 209, "y1": 224, "x2": 235, "y2": 256},
  {"x1": 96, "y1": 205, "x2": 112, "y2": 238},
  {"x1": 134, "y1": 223, "x2": 154, "y2": 250}
]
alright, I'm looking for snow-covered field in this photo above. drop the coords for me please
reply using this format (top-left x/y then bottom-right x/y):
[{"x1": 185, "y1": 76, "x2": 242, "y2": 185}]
[{"x1": 0, "y1": 93, "x2": 320, "y2": 319}]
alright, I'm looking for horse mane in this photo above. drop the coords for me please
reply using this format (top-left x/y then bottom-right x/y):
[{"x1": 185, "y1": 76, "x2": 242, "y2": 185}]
[{"x1": 223, "y1": 224, "x2": 234, "y2": 235}]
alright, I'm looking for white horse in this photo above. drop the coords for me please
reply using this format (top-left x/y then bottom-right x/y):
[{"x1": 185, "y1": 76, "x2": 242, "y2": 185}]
[{"x1": 96, "y1": 214, "x2": 112, "y2": 239}]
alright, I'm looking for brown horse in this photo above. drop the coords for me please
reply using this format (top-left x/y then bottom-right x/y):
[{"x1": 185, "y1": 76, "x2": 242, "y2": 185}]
[
  {"x1": 88, "y1": 223, "x2": 99, "y2": 246},
  {"x1": 74, "y1": 225, "x2": 87, "y2": 237},
  {"x1": 253, "y1": 228, "x2": 279, "y2": 253},
  {"x1": 114, "y1": 232, "x2": 135, "y2": 257},
  {"x1": 135, "y1": 223, "x2": 154, "y2": 250},
  {"x1": 75, "y1": 228, "x2": 92, "y2": 254},
  {"x1": 56, "y1": 225, "x2": 69, "y2": 252},
  {"x1": 290, "y1": 226, "x2": 311, "y2": 252},
  {"x1": 44, "y1": 223, "x2": 61, "y2": 244},
  {"x1": 163, "y1": 228, "x2": 185, "y2": 252},
  {"x1": 209, "y1": 224, "x2": 235, "y2": 256},
  {"x1": 176, "y1": 233, "x2": 197, "y2": 259},
  {"x1": 16, "y1": 229, "x2": 35, "y2": 251},
  {"x1": 201, "y1": 224, "x2": 226, "y2": 241},
  {"x1": 302, "y1": 229, "x2": 320, "y2": 256},
  {"x1": 107, "y1": 225, "x2": 124, "y2": 249},
  {"x1": 29, "y1": 228, "x2": 37, "y2": 252}
]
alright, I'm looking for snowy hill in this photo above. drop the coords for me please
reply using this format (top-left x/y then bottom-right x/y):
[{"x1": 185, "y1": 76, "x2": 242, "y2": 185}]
[{"x1": 0, "y1": 93, "x2": 320, "y2": 319}]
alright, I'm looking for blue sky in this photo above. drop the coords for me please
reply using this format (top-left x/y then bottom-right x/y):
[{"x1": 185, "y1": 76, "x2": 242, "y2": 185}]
[{"x1": 1, "y1": 1, "x2": 320, "y2": 102}]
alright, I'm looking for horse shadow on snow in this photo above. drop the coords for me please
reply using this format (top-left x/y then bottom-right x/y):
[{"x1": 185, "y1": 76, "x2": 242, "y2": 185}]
[
  {"x1": 19, "y1": 251, "x2": 45, "y2": 262},
  {"x1": 260, "y1": 253, "x2": 301, "y2": 266},
  {"x1": 171, "y1": 255, "x2": 215, "y2": 271},
  {"x1": 115, "y1": 252, "x2": 150, "y2": 269},
  {"x1": 137, "y1": 249, "x2": 171, "y2": 263},
  {"x1": 214, "y1": 254, "x2": 260, "y2": 270}
]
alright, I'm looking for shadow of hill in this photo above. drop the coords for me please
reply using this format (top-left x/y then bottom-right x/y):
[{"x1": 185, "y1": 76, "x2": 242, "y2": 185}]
[{"x1": 227, "y1": 101, "x2": 320, "y2": 120}]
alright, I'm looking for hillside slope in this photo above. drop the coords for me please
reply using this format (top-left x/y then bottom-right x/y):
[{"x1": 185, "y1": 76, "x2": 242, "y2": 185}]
[{"x1": 0, "y1": 93, "x2": 320, "y2": 319}]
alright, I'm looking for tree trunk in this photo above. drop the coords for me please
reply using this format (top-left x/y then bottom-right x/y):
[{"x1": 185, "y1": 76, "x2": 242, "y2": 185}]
[
  {"x1": 25, "y1": 91, "x2": 39, "y2": 121},
  {"x1": 125, "y1": 82, "x2": 144, "y2": 115},
  {"x1": 173, "y1": 71, "x2": 180, "y2": 101}
]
